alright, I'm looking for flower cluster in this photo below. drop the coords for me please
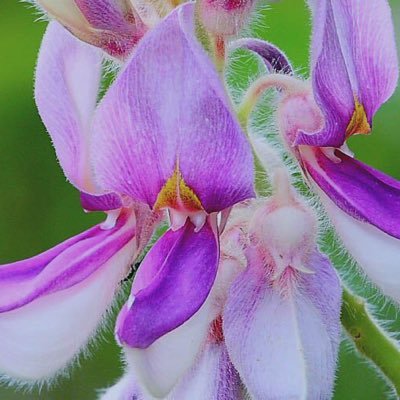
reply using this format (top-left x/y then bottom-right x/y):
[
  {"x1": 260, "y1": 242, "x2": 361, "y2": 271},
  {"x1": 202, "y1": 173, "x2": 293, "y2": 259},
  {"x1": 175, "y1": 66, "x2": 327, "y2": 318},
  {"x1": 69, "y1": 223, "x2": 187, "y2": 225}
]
[{"x1": 0, "y1": 0, "x2": 399, "y2": 399}]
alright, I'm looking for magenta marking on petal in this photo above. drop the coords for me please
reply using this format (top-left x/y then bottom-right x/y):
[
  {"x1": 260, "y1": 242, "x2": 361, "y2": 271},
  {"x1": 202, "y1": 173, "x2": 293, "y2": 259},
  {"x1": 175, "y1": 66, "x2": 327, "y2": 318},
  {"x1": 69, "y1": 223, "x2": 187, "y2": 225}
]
[
  {"x1": 305, "y1": 148, "x2": 400, "y2": 239},
  {"x1": 116, "y1": 219, "x2": 219, "y2": 348},
  {"x1": 92, "y1": 3, "x2": 254, "y2": 212},
  {"x1": 0, "y1": 210, "x2": 136, "y2": 312},
  {"x1": 231, "y1": 38, "x2": 293, "y2": 75},
  {"x1": 80, "y1": 191, "x2": 123, "y2": 212}
]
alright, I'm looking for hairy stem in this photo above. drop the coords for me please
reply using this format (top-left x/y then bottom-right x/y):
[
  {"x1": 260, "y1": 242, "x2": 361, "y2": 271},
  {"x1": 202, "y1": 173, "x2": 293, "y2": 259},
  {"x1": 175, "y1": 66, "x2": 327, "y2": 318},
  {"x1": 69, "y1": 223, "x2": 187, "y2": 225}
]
[{"x1": 341, "y1": 287, "x2": 400, "y2": 395}]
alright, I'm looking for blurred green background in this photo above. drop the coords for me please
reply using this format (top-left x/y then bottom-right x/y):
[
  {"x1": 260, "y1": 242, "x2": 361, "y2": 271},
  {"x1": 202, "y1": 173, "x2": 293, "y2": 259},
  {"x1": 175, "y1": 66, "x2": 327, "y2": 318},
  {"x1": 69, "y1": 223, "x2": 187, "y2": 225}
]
[{"x1": 0, "y1": 0, "x2": 399, "y2": 399}]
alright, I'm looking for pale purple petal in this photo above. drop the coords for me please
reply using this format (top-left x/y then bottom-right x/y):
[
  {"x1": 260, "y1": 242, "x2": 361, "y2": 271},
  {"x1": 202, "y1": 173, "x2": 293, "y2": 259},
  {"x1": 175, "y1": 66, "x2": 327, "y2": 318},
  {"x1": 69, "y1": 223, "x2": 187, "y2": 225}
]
[
  {"x1": 35, "y1": 22, "x2": 102, "y2": 191},
  {"x1": 0, "y1": 210, "x2": 135, "y2": 312},
  {"x1": 317, "y1": 188, "x2": 400, "y2": 303},
  {"x1": 297, "y1": 0, "x2": 399, "y2": 147},
  {"x1": 224, "y1": 247, "x2": 342, "y2": 400},
  {"x1": 92, "y1": 3, "x2": 254, "y2": 212},
  {"x1": 0, "y1": 212, "x2": 136, "y2": 381},
  {"x1": 80, "y1": 192, "x2": 122, "y2": 212},
  {"x1": 231, "y1": 38, "x2": 293, "y2": 74},
  {"x1": 167, "y1": 343, "x2": 243, "y2": 400},
  {"x1": 303, "y1": 148, "x2": 400, "y2": 239},
  {"x1": 116, "y1": 218, "x2": 219, "y2": 349}
]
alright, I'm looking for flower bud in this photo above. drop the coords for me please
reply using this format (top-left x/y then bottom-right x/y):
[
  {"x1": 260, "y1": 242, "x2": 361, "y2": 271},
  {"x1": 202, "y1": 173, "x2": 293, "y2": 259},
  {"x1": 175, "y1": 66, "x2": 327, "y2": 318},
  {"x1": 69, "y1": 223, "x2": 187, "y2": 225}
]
[
  {"x1": 249, "y1": 171, "x2": 317, "y2": 280},
  {"x1": 37, "y1": 0, "x2": 147, "y2": 58},
  {"x1": 199, "y1": 0, "x2": 256, "y2": 36}
]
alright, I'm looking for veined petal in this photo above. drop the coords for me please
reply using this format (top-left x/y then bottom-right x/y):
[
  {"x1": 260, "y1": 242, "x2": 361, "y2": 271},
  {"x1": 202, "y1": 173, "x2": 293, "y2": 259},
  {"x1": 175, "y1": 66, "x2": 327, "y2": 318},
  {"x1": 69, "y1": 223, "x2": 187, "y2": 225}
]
[
  {"x1": 80, "y1": 192, "x2": 123, "y2": 212},
  {"x1": 303, "y1": 147, "x2": 400, "y2": 239},
  {"x1": 35, "y1": 21, "x2": 102, "y2": 192},
  {"x1": 297, "y1": 0, "x2": 398, "y2": 147},
  {"x1": 116, "y1": 218, "x2": 219, "y2": 349},
  {"x1": 92, "y1": 3, "x2": 254, "y2": 212},
  {"x1": 224, "y1": 248, "x2": 341, "y2": 400},
  {"x1": 0, "y1": 211, "x2": 136, "y2": 381},
  {"x1": 167, "y1": 343, "x2": 243, "y2": 400},
  {"x1": 318, "y1": 189, "x2": 400, "y2": 303}
]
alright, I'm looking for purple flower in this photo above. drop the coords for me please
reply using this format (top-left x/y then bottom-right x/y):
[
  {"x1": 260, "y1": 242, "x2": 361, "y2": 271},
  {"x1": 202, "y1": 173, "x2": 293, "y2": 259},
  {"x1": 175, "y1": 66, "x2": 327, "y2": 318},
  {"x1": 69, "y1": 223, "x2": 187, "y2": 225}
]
[
  {"x1": 278, "y1": 0, "x2": 400, "y2": 302},
  {"x1": 0, "y1": 2, "x2": 254, "y2": 383}
]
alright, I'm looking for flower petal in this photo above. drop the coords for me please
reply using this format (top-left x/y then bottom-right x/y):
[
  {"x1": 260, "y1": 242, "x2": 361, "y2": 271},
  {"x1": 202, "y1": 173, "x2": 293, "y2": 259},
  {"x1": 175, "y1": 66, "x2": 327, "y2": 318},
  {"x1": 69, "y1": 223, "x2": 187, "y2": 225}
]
[
  {"x1": 230, "y1": 38, "x2": 293, "y2": 74},
  {"x1": 35, "y1": 21, "x2": 102, "y2": 191},
  {"x1": 297, "y1": 0, "x2": 398, "y2": 147},
  {"x1": 116, "y1": 218, "x2": 219, "y2": 349},
  {"x1": 318, "y1": 189, "x2": 400, "y2": 303},
  {"x1": 0, "y1": 211, "x2": 136, "y2": 381},
  {"x1": 167, "y1": 343, "x2": 243, "y2": 400},
  {"x1": 99, "y1": 371, "x2": 144, "y2": 400},
  {"x1": 224, "y1": 248, "x2": 342, "y2": 400},
  {"x1": 125, "y1": 299, "x2": 215, "y2": 398},
  {"x1": 80, "y1": 192, "x2": 123, "y2": 212},
  {"x1": 92, "y1": 3, "x2": 254, "y2": 212},
  {"x1": 303, "y1": 147, "x2": 400, "y2": 239}
]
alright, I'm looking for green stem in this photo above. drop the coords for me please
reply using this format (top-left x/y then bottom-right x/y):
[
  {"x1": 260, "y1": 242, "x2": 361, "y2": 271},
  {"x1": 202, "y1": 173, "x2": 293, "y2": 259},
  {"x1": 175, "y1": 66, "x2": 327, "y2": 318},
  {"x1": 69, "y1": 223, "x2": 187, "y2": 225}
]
[{"x1": 341, "y1": 287, "x2": 400, "y2": 395}]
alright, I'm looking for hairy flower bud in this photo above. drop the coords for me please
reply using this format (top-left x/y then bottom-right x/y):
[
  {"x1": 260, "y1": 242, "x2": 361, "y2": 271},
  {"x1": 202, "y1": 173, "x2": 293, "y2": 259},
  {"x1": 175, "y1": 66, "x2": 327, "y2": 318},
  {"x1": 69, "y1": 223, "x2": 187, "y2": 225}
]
[
  {"x1": 36, "y1": 0, "x2": 147, "y2": 58},
  {"x1": 199, "y1": 0, "x2": 256, "y2": 36},
  {"x1": 249, "y1": 171, "x2": 317, "y2": 280}
]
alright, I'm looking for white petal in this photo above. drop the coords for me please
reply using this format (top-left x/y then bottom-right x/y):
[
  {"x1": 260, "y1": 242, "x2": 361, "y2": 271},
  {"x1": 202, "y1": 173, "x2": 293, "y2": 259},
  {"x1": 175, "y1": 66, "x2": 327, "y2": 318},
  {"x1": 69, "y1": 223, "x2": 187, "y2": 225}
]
[
  {"x1": 125, "y1": 297, "x2": 215, "y2": 398},
  {"x1": 167, "y1": 343, "x2": 242, "y2": 400},
  {"x1": 0, "y1": 242, "x2": 135, "y2": 383},
  {"x1": 321, "y1": 190, "x2": 400, "y2": 302},
  {"x1": 99, "y1": 371, "x2": 144, "y2": 400}
]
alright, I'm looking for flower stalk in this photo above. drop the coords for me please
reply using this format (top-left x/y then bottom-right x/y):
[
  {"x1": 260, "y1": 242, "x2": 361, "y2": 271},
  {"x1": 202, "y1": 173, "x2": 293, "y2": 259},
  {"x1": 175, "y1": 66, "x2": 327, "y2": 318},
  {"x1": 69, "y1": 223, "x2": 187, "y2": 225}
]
[{"x1": 341, "y1": 287, "x2": 400, "y2": 396}]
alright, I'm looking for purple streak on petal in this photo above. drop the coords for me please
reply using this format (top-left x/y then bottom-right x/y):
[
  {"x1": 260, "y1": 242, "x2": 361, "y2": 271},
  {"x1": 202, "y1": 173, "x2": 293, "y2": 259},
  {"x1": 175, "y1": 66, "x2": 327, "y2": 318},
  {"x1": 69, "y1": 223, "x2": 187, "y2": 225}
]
[
  {"x1": 305, "y1": 148, "x2": 400, "y2": 239},
  {"x1": 92, "y1": 3, "x2": 254, "y2": 212},
  {"x1": 297, "y1": 0, "x2": 398, "y2": 147},
  {"x1": 223, "y1": 247, "x2": 341, "y2": 400},
  {"x1": 0, "y1": 210, "x2": 135, "y2": 312},
  {"x1": 231, "y1": 38, "x2": 293, "y2": 74},
  {"x1": 80, "y1": 191, "x2": 122, "y2": 211},
  {"x1": 35, "y1": 22, "x2": 102, "y2": 191},
  {"x1": 116, "y1": 219, "x2": 219, "y2": 348}
]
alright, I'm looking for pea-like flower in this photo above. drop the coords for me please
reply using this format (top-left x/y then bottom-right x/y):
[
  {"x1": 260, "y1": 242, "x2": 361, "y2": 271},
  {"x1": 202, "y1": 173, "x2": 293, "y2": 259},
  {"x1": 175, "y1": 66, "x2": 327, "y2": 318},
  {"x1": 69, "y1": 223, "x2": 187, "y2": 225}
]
[
  {"x1": 0, "y1": 2, "x2": 254, "y2": 384},
  {"x1": 274, "y1": 0, "x2": 400, "y2": 302}
]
